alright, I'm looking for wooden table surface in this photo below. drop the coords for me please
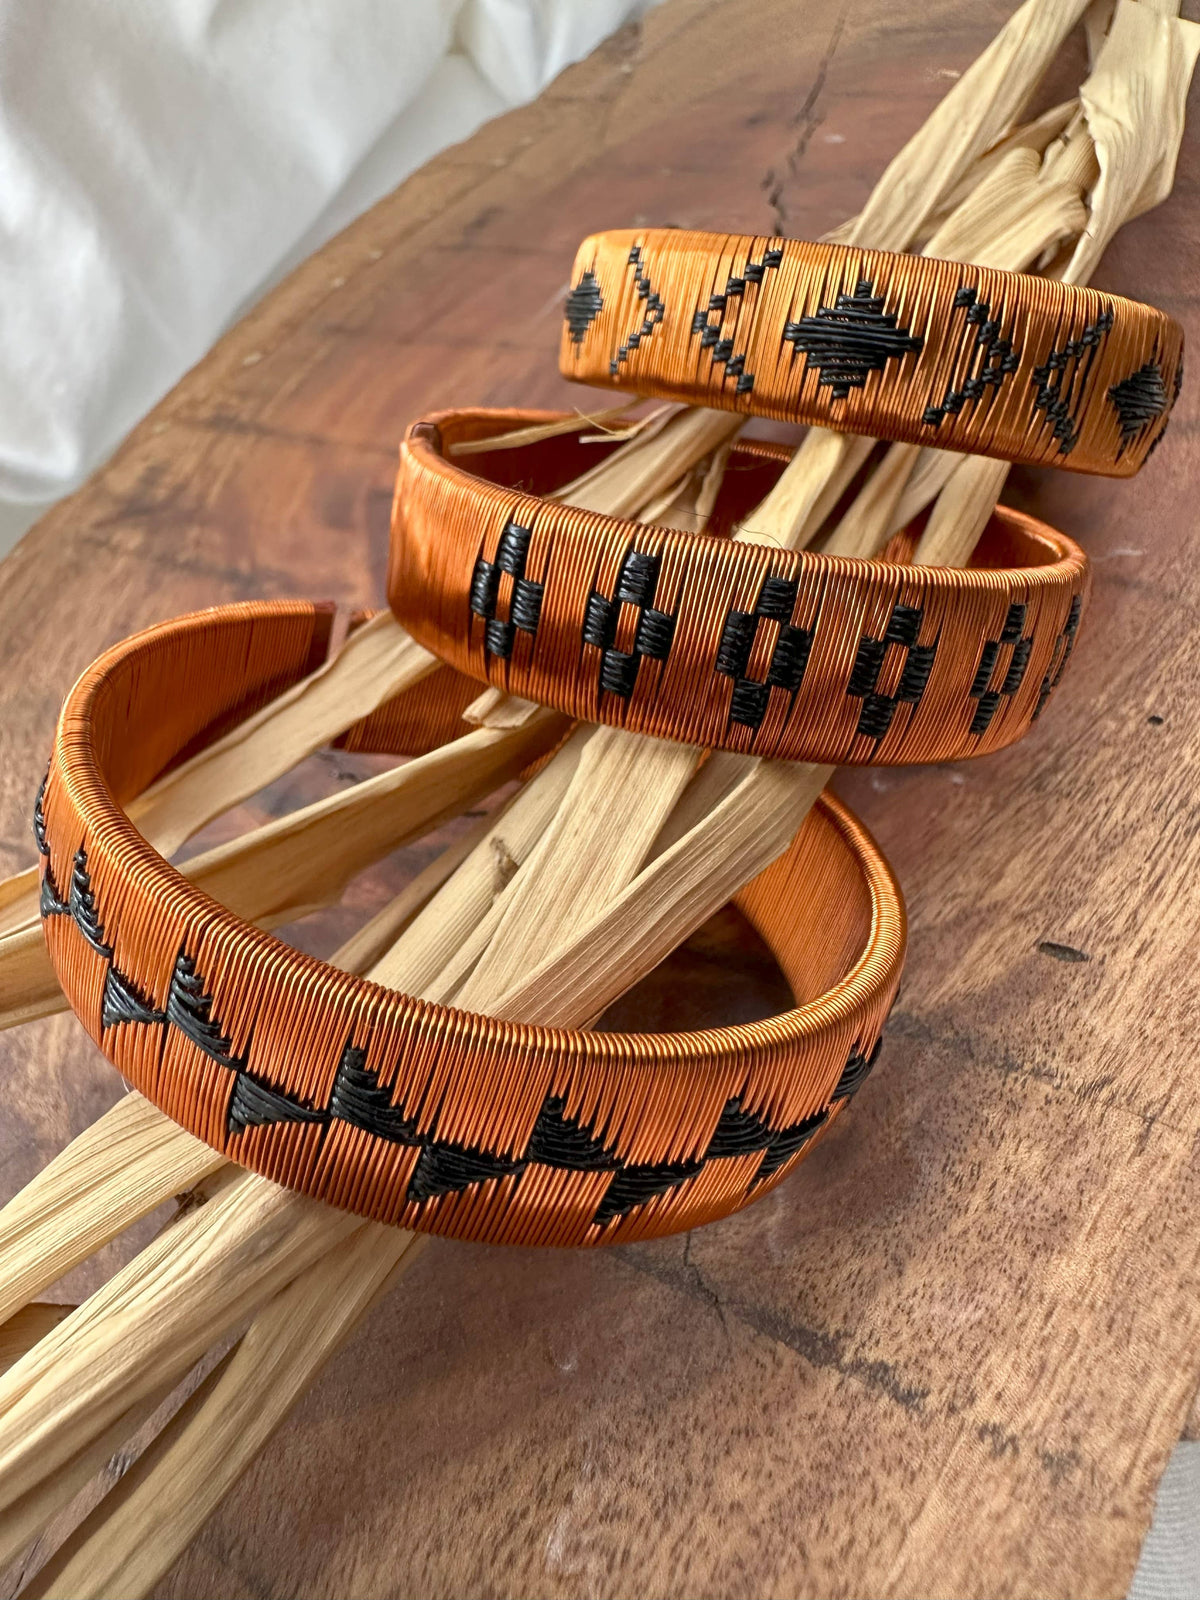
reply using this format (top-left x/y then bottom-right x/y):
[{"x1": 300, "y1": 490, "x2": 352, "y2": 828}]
[{"x1": 2, "y1": 2, "x2": 1199, "y2": 1595}]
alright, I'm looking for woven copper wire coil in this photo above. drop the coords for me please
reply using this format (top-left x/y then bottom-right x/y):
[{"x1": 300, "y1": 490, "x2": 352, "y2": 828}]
[
  {"x1": 388, "y1": 409, "x2": 1090, "y2": 764},
  {"x1": 559, "y1": 229, "x2": 1183, "y2": 476},
  {"x1": 38, "y1": 601, "x2": 905, "y2": 1245}
]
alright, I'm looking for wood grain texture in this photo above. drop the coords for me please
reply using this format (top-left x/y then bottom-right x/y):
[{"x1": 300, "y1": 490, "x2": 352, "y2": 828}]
[{"x1": 0, "y1": 1, "x2": 1197, "y2": 1595}]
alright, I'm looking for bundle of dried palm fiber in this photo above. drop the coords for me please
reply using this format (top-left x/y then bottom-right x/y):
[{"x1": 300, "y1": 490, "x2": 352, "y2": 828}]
[{"x1": 0, "y1": 0, "x2": 1196, "y2": 1592}]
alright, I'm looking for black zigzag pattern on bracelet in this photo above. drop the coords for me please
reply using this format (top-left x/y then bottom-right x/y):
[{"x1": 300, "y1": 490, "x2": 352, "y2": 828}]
[
  {"x1": 921, "y1": 284, "x2": 1021, "y2": 429},
  {"x1": 40, "y1": 809, "x2": 887, "y2": 1230},
  {"x1": 1030, "y1": 308, "x2": 1114, "y2": 456},
  {"x1": 690, "y1": 244, "x2": 785, "y2": 397},
  {"x1": 609, "y1": 244, "x2": 665, "y2": 375}
]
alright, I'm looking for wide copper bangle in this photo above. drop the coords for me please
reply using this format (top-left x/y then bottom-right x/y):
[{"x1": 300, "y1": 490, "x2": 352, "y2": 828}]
[
  {"x1": 388, "y1": 410, "x2": 1090, "y2": 765},
  {"x1": 558, "y1": 229, "x2": 1183, "y2": 477},
  {"x1": 38, "y1": 601, "x2": 904, "y2": 1245}
]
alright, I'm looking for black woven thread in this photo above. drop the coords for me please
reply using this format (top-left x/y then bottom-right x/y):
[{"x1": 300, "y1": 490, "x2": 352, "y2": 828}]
[
  {"x1": 969, "y1": 601, "x2": 1035, "y2": 736},
  {"x1": 469, "y1": 519, "x2": 538, "y2": 662},
  {"x1": 329, "y1": 1043, "x2": 419, "y2": 1143},
  {"x1": 228, "y1": 1070, "x2": 325, "y2": 1136},
  {"x1": 609, "y1": 244, "x2": 665, "y2": 375},
  {"x1": 921, "y1": 284, "x2": 1021, "y2": 429},
  {"x1": 831, "y1": 1036, "x2": 883, "y2": 1101},
  {"x1": 68, "y1": 847, "x2": 111, "y2": 958},
  {"x1": 48, "y1": 867, "x2": 888, "y2": 1226},
  {"x1": 1030, "y1": 308, "x2": 1114, "y2": 456},
  {"x1": 527, "y1": 1095, "x2": 620, "y2": 1171},
  {"x1": 40, "y1": 863, "x2": 68, "y2": 918},
  {"x1": 689, "y1": 244, "x2": 784, "y2": 396},
  {"x1": 584, "y1": 546, "x2": 675, "y2": 700},
  {"x1": 715, "y1": 573, "x2": 813, "y2": 731},
  {"x1": 166, "y1": 950, "x2": 244, "y2": 1069},
  {"x1": 1108, "y1": 360, "x2": 1169, "y2": 454},
  {"x1": 101, "y1": 964, "x2": 162, "y2": 1030},
  {"x1": 783, "y1": 279, "x2": 924, "y2": 401},
  {"x1": 32, "y1": 770, "x2": 50, "y2": 856},
  {"x1": 407, "y1": 1140, "x2": 525, "y2": 1203},
  {"x1": 564, "y1": 268, "x2": 603, "y2": 344},
  {"x1": 593, "y1": 1158, "x2": 704, "y2": 1226},
  {"x1": 1033, "y1": 593, "x2": 1082, "y2": 720},
  {"x1": 845, "y1": 603, "x2": 936, "y2": 741}
]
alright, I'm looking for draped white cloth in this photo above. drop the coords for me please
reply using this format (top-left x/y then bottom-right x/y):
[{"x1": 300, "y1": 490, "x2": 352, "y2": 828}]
[{"x1": 0, "y1": 0, "x2": 649, "y2": 551}]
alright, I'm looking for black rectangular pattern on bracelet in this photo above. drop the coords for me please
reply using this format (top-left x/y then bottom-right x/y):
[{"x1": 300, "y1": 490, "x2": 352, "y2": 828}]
[
  {"x1": 969, "y1": 601, "x2": 1035, "y2": 735},
  {"x1": 584, "y1": 546, "x2": 677, "y2": 700},
  {"x1": 469, "y1": 519, "x2": 539, "y2": 660},
  {"x1": 715, "y1": 573, "x2": 814, "y2": 731},
  {"x1": 845, "y1": 603, "x2": 936, "y2": 741}
]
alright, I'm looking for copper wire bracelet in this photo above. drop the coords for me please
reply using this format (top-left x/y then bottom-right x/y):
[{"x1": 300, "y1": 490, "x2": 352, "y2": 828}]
[
  {"x1": 558, "y1": 229, "x2": 1183, "y2": 477},
  {"x1": 388, "y1": 410, "x2": 1090, "y2": 765},
  {"x1": 38, "y1": 601, "x2": 905, "y2": 1245}
]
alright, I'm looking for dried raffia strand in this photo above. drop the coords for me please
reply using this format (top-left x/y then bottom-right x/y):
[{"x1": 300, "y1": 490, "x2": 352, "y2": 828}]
[
  {"x1": 1, "y1": 708, "x2": 565, "y2": 1030},
  {"x1": 371, "y1": 725, "x2": 590, "y2": 993},
  {"x1": 5, "y1": 2, "x2": 1197, "y2": 1588},
  {"x1": 547, "y1": 403, "x2": 743, "y2": 516},
  {"x1": 23, "y1": 1231, "x2": 430, "y2": 1600},
  {"x1": 0, "y1": 610, "x2": 434, "y2": 940},
  {"x1": 0, "y1": 1093, "x2": 222, "y2": 1328},
  {"x1": 0, "y1": 1172, "x2": 370, "y2": 1513},
  {"x1": 446, "y1": 405, "x2": 745, "y2": 994},
  {"x1": 447, "y1": 400, "x2": 646, "y2": 454},
  {"x1": 0, "y1": 1375, "x2": 182, "y2": 1572}
]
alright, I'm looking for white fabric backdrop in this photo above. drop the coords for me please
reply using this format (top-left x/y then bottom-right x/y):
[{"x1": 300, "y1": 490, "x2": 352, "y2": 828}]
[{"x1": 0, "y1": 0, "x2": 652, "y2": 554}]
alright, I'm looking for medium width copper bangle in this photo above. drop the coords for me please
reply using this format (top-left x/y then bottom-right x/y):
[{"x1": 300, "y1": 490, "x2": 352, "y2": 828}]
[
  {"x1": 388, "y1": 410, "x2": 1090, "y2": 765},
  {"x1": 559, "y1": 228, "x2": 1183, "y2": 477},
  {"x1": 38, "y1": 601, "x2": 904, "y2": 1245}
]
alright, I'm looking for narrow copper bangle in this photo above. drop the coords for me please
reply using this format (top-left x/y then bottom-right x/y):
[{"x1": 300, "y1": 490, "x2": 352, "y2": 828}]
[
  {"x1": 559, "y1": 229, "x2": 1183, "y2": 477},
  {"x1": 388, "y1": 410, "x2": 1090, "y2": 766},
  {"x1": 38, "y1": 601, "x2": 905, "y2": 1245}
]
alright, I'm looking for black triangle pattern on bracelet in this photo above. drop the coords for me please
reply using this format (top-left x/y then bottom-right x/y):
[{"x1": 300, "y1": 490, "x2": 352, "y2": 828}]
[
  {"x1": 328, "y1": 1043, "x2": 420, "y2": 1144},
  {"x1": 101, "y1": 964, "x2": 163, "y2": 1030},
  {"x1": 228, "y1": 1068, "x2": 326, "y2": 1136},
  {"x1": 166, "y1": 950, "x2": 244, "y2": 1069},
  {"x1": 68, "y1": 847, "x2": 112, "y2": 959},
  {"x1": 34, "y1": 770, "x2": 70, "y2": 917},
  {"x1": 40, "y1": 815, "x2": 886, "y2": 1228}
]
